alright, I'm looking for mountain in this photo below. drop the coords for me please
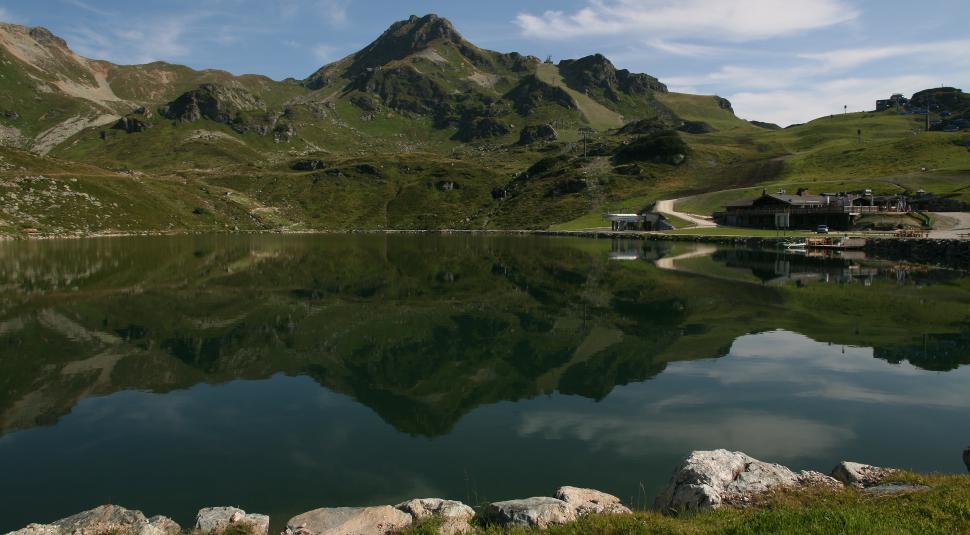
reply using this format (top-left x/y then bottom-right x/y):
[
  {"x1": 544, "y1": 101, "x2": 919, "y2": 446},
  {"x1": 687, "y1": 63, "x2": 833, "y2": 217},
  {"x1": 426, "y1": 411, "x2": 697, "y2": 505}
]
[{"x1": 0, "y1": 15, "x2": 968, "y2": 236}]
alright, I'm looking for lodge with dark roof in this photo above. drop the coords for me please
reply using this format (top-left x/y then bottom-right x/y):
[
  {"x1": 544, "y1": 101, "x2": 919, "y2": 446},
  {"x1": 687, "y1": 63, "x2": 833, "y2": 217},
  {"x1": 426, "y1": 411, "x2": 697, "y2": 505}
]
[{"x1": 714, "y1": 189, "x2": 908, "y2": 230}]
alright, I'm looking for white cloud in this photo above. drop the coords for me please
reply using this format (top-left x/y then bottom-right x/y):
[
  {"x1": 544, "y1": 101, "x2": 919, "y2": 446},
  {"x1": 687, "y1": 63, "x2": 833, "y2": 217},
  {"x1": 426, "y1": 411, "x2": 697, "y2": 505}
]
[
  {"x1": 312, "y1": 43, "x2": 337, "y2": 63},
  {"x1": 799, "y1": 39, "x2": 970, "y2": 70},
  {"x1": 62, "y1": 0, "x2": 116, "y2": 17},
  {"x1": 727, "y1": 74, "x2": 947, "y2": 126},
  {"x1": 518, "y1": 410, "x2": 855, "y2": 460},
  {"x1": 661, "y1": 37, "x2": 970, "y2": 126},
  {"x1": 69, "y1": 17, "x2": 192, "y2": 64},
  {"x1": 277, "y1": 0, "x2": 349, "y2": 27},
  {"x1": 646, "y1": 38, "x2": 723, "y2": 58},
  {"x1": 316, "y1": 0, "x2": 348, "y2": 27},
  {"x1": 516, "y1": 0, "x2": 858, "y2": 41}
]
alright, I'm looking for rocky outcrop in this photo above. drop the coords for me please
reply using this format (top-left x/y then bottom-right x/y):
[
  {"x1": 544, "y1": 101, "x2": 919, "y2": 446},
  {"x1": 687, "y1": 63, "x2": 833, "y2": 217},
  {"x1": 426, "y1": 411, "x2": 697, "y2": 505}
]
[
  {"x1": 504, "y1": 76, "x2": 576, "y2": 116},
  {"x1": 285, "y1": 506, "x2": 412, "y2": 535},
  {"x1": 395, "y1": 499, "x2": 474, "y2": 535},
  {"x1": 273, "y1": 122, "x2": 296, "y2": 143},
  {"x1": 350, "y1": 66, "x2": 448, "y2": 116},
  {"x1": 830, "y1": 462, "x2": 897, "y2": 488},
  {"x1": 654, "y1": 450, "x2": 842, "y2": 513},
  {"x1": 677, "y1": 121, "x2": 715, "y2": 134},
  {"x1": 558, "y1": 54, "x2": 667, "y2": 100},
  {"x1": 452, "y1": 117, "x2": 509, "y2": 142},
  {"x1": 613, "y1": 131, "x2": 688, "y2": 165},
  {"x1": 555, "y1": 486, "x2": 631, "y2": 516},
  {"x1": 6, "y1": 505, "x2": 180, "y2": 535},
  {"x1": 484, "y1": 497, "x2": 576, "y2": 529},
  {"x1": 195, "y1": 507, "x2": 269, "y2": 535},
  {"x1": 112, "y1": 116, "x2": 151, "y2": 134},
  {"x1": 159, "y1": 84, "x2": 274, "y2": 135},
  {"x1": 964, "y1": 447, "x2": 970, "y2": 473},
  {"x1": 291, "y1": 159, "x2": 328, "y2": 171},
  {"x1": 618, "y1": 118, "x2": 670, "y2": 136},
  {"x1": 517, "y1": 124, "x2": 557, "y2": 145},
  {"x1": 714, "y1": 96, "x2": 734, "y2": 112},
  {"x1": 749, "y1": 120, "x2": 782, "y2": 130}
]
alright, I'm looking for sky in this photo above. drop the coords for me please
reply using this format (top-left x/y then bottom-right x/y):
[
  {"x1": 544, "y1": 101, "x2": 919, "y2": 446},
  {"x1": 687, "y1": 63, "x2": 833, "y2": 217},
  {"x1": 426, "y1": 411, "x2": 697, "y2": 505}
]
[{"x1": 1, "y1": 0, "x2": 968, "y2": 126}]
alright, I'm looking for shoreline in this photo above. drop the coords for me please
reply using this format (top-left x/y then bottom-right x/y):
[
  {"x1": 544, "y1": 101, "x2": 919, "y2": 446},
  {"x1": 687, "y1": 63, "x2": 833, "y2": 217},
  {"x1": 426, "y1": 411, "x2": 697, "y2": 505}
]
[
  {"x1": 3, "y1": 227, "x2": 968, "y2": 269},
  {"x1": 7, "y1": 449, "x2": 969, "y2": 535}
]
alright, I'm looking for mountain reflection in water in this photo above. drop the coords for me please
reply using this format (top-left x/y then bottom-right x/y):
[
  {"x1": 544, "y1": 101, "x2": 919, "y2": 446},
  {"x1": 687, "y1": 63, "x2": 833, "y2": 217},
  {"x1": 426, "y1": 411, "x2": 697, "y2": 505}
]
[{"x1": 0, "y1": 234, "x2": 968, "y2": 531}]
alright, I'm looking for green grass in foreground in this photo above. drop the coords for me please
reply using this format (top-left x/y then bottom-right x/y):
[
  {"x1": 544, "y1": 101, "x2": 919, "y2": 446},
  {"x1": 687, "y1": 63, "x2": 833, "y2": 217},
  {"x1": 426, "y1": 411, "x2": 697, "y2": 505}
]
[{"x1": 404, "y1": 473, "x2": 970, "y2": 534}]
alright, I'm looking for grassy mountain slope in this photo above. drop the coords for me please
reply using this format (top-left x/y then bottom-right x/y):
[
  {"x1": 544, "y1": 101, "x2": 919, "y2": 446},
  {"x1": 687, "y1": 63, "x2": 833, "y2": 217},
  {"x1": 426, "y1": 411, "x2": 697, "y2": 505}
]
[{"x1": 0, "y1": 15, "x2": 968, "y2": 235}]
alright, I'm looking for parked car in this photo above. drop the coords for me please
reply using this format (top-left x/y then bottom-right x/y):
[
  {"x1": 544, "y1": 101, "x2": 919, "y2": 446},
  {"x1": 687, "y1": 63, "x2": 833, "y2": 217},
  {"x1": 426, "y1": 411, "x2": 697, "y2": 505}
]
[{"x1": 816, "y1": 225, "x2": 830, "y2": 234}]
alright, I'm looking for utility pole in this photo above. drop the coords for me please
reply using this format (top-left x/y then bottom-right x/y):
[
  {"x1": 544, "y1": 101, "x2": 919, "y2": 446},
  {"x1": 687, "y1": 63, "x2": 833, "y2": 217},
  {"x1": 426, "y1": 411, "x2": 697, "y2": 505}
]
[{"x1": 579, "y1": 127, "x2": 594, "y2": 158}]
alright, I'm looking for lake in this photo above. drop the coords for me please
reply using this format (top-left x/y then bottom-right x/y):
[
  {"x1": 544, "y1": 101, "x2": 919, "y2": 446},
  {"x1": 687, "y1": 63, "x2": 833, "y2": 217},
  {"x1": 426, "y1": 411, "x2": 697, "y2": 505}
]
[{"x1": 1, "y1": 234, "x2": 968, "y2": 532}]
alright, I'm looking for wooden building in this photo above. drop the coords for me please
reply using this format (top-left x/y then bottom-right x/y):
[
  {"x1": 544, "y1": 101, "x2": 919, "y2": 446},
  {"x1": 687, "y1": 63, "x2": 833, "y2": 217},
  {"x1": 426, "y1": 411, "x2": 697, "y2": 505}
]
[{"x1": 714, "y1": 190, "x2": 907, "y2": 230}]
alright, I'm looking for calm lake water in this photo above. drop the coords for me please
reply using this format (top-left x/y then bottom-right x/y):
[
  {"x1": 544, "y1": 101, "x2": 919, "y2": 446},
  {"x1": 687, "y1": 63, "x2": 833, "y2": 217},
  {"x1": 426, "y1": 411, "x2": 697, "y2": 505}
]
[{"x1": 1, "y1": 234, "x2": 969, "y2": 531}]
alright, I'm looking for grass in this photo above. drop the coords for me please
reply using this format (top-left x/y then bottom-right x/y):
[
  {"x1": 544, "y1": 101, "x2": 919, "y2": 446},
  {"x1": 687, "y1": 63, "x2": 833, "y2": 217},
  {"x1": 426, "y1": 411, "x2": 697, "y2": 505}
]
[
  {"x1": 403, "y1": 473, "x2": 970, "y2": 535},
  {"x1": 535, "y1": 64, "x2": 625, "y2": 131}
]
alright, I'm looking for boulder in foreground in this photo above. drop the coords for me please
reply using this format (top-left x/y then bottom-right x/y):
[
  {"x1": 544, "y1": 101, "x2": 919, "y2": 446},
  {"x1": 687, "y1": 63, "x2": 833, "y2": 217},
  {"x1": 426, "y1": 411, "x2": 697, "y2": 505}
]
[
  {"x1": 6, "y1": 505, "x2": 180, "y2": 535},
  {"x1": 831, "y1": 461, "x2": 897, "y2": 488},
  {"x1": 286, "y1": 506, "x2": 411, "y2": 535},
  {"x1": 484, "y1": 497, "x2": 576, "y2": 528},
  {"x1": 654, "y1": 449, "x2": 842, "y2": 513},
  {"x1": 395, "y1": 499, "x2": 474, "y2": 534},
  {"x1": 555, "y1": 486, "x2": 631, "y2": 516},
  {"x1": 196, "y1": 507, "x2": 269, "y2": 535}
]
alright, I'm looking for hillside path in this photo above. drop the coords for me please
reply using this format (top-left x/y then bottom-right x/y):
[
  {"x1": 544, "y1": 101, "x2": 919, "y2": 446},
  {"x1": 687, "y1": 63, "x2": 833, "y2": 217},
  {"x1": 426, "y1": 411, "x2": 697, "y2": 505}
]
[
  {"x1": 655, "y1": 197, "x2": 717, "y2": 228},
  {"x1": 929, "y1": 212, "x2": 970, "y2": 239}
]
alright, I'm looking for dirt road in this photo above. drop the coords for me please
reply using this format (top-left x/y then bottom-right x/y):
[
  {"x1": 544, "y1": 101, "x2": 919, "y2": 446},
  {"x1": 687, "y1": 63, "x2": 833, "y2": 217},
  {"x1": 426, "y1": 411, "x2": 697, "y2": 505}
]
[{"x1": 655, "y1": 198, "x2": 717, "y2": 228}]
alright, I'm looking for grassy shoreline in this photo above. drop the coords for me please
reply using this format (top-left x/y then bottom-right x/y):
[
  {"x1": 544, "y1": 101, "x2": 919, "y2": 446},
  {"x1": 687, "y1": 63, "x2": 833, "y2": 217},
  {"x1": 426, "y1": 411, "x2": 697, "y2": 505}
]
[{"x1": 405, "y1": 472, "x2": 970, "y2": 534}]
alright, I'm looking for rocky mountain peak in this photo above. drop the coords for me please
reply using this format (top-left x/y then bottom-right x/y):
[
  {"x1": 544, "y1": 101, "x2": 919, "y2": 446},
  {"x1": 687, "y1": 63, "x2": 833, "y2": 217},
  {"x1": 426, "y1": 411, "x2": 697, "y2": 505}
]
[
  {"x1": 27, "y1": 26, "x2": 68, "y2": 49},
  {"x1": 558, "y1": 54, "x2": 667, "y2": 100},
  {"x1": 347, "y1": 14, "x2": 465, "y2": 75}
]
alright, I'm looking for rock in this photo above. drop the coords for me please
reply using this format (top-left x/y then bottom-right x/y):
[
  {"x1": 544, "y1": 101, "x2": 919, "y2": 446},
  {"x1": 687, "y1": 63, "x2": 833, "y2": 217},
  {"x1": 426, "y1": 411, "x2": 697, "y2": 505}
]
[
  {"x1": 618, "y1": 118, "x2": 669, "y2": 136},
  {"x1": 677, "y1": 121, "x2": 715, "y2": 134},
  {"x1": 2, "y1": 110, "x2": 19, "y2": 120},
  {"x1": 613, "y1": 131, "x2": 688, "y2": 166},
  {"x1": 5, "y1": 524, "x2": 60, "y2": 535},
  {"x1": 654, "y1": 449, "x2": 842, "y2": 513},
  {"x1": 484, "y1": 497, "x2": 576, "y2": 528},
  {"x1": 112, "y1": 116, "x2": 151, "y2": 134},
  {"x1": 435, "y1": 180, "x2": 459, "y2": 191},
  {"x1": 555, "y1": 486, "x2": 631, "y2": 516},
  {"x1": 830, "y1": 462, "x2": 897, "y2": 488},
  {"x1": 714, "y1": 96, "x2": 734, "y2": 112},
  {"x1": 452, "y1": 117, "x2": 509, "y2": 142},
  {"x1": 749, "y1": 120, "x2": 781, "y2": 130},
  {"x1": 273, "y1": 122, "x2": 296, "y2": 143},
  {"x1": 291, "y1": 159, "x2": 328, "y2": 171},
  {"x1": 196, "y1": 507, "x2": 270, "y2": 535},
  {"x1": 5, "y1": 505, "x2": 181, "y2": 535},
  {"x1": 963, "y1": 447, "x2": 969, "y2": 473},
  {"x1": 285, "y1": 506, "x2": 412, "y2": 535},
  {"x1": 558, "y1": 54, "x2": 666, "y2": 99},
  {"x1": 614, "y1": 164, "x2": 642, "y2": 176},
  {"x1": 395, "y1": 499, "x2": 474, "y2": 535},
  {"x1": 517, "y1": 124, "x2": 557, "y2": 145},
  {"x1": 148, "y1": 516, "x2": 182, "y2": 535}
]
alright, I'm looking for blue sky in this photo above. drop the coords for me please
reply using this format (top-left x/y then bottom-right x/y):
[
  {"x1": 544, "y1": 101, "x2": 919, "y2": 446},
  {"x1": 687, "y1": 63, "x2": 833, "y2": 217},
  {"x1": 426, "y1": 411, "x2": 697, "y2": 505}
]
[{"x1": 1, "y1": 0, "x2": 968, "y2": 125}]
